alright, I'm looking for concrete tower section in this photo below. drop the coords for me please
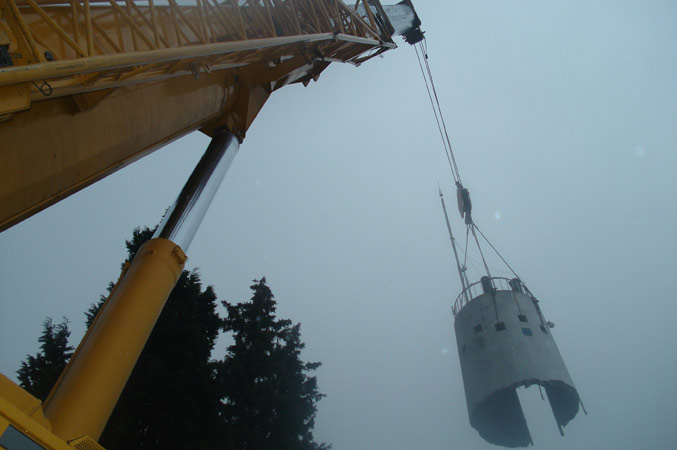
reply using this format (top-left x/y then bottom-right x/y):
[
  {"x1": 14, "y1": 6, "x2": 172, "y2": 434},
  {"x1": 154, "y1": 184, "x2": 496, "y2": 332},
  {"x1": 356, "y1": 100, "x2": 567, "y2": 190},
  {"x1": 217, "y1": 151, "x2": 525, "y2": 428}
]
[{"x1": 453, "y1": 277, "x2": 581, "y2": 447}]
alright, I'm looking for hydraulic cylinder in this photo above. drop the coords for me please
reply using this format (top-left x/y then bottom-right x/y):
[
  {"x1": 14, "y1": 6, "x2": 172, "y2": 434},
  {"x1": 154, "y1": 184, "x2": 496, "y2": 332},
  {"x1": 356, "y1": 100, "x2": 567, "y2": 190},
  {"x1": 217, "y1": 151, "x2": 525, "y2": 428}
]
[
  {"x1": 43, "y1": 238, "x2": 186, "y2": 442},
  {"x1": 42, "y1": 131, "x2": 239, "y2": 443}
]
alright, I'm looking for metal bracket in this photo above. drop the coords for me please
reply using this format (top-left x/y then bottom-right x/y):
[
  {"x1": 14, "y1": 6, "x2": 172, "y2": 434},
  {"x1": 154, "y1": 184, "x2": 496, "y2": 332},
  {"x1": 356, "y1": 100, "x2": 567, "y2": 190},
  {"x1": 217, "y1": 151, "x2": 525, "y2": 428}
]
[{"x1": 0, "y1": 83, "x2": 30, "y2": 115}]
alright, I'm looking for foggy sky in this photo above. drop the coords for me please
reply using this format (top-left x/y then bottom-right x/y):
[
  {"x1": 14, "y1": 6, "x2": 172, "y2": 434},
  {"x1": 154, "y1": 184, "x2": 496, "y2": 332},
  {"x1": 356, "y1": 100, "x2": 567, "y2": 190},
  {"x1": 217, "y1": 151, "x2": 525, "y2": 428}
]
[{"x1": 1, "y1": 1, "x2": 676, "y2": 449}]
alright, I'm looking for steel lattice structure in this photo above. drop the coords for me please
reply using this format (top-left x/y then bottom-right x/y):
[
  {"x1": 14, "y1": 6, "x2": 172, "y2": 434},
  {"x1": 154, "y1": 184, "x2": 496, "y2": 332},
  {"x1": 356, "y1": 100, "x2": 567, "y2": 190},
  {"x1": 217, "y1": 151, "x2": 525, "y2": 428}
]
[{"x1": 0, "y1": 0, "x2": 397, "y2": 232}]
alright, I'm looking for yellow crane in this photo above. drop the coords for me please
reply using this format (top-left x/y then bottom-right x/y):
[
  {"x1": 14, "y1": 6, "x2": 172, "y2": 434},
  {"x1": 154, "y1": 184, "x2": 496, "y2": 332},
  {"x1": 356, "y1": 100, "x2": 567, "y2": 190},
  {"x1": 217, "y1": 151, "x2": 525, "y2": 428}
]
[{"x1": 0, "y1": 1, "x2": 422, "y2": 448}]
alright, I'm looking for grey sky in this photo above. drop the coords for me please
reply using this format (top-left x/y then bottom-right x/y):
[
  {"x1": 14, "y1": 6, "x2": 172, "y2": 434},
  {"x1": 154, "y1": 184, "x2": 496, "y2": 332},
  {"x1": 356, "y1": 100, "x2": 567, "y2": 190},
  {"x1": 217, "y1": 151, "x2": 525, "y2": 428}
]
[{"x1": 1, "y1": 1, "x2": 676, "y2": 449}]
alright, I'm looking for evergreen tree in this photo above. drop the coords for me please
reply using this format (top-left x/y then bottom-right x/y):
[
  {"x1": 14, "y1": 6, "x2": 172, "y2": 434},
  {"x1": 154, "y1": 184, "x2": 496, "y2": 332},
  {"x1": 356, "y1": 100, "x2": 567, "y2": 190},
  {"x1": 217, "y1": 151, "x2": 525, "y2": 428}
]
[
  {"x1": 86, "y1": 227, "x2": 224, "y2": 450},
  {"x1": 17, "y1": 229, "x2": 329, "y2": 449},
  {"x1": 17, "y1": 317, "x2": 74, "y2": 401},
  {"x1": 219, "y1": 278, "x2": 329, "y2": 450}
]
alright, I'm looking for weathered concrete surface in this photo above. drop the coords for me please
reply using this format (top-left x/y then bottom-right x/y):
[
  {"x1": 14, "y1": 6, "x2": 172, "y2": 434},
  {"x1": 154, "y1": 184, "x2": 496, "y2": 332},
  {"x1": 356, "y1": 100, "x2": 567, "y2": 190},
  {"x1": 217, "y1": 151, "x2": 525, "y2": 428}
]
[{"x1": 454, "y1": 287, "x2": 580, "y2": 447}]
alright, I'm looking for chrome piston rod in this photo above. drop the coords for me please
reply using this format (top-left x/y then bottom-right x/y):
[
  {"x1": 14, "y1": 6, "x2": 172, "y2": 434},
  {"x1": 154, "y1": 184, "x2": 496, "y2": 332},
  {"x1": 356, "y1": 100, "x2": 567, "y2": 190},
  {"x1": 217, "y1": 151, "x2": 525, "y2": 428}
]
[{"x1": 154, "y1": 131, "x2": 240, "y2": 250}]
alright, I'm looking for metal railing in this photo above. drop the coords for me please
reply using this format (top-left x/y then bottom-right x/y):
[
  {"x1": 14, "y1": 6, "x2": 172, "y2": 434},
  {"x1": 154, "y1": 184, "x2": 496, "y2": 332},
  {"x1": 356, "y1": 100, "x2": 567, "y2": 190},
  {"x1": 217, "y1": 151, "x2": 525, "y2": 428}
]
[{"x1": 452, "y1": 277, "x2": 531, "y2": 318}]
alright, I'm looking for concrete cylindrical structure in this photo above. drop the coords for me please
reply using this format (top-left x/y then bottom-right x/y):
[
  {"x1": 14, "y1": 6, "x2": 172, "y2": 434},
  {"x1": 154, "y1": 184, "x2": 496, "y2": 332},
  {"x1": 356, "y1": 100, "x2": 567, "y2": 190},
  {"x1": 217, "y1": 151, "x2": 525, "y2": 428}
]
[{"x1": 454, "y1": 278, "x2": 580, "y2": 447}]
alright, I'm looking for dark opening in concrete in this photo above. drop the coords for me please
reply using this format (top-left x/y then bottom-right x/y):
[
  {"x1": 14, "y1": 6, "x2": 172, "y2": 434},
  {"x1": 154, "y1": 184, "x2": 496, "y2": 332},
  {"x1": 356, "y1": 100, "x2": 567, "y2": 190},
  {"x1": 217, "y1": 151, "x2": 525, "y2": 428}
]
[{"x1": 469, "y1": 381, "x2": 580, "y2": 448}]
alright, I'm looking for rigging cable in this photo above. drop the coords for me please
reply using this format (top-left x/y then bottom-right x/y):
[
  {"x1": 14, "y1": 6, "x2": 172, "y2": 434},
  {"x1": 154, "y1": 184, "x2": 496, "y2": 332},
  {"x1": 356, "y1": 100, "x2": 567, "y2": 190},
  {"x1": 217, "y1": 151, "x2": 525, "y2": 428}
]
[
  {"x1": 462, "y1": 228, "x2": 515, "y2": 277},
  {"x1": 462, "y1": 228, "x2": 471, "y2": 287},
  {"x1": 415, "y1": 44, "x2": 457, "y2": 183},
  {"x1": 471, "y1": 225, "x2": 492, "y2": 279},
  {"x1": 418, "y1": 38, "x2": 462, "y2": 184},
  {"x1": 473, "y1": 224, "x2": 520, "y2": 278},
  {"x1": 416, "y1": 36, "x2": 521, "y2": 284}
]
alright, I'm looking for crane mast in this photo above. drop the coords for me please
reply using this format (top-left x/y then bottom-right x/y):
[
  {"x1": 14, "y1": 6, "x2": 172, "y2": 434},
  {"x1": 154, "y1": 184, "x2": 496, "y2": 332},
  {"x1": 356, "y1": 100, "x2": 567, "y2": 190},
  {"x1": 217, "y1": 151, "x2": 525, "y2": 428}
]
[{"x1": 0, "y1": 1, "x2": 422, "y2": 448}]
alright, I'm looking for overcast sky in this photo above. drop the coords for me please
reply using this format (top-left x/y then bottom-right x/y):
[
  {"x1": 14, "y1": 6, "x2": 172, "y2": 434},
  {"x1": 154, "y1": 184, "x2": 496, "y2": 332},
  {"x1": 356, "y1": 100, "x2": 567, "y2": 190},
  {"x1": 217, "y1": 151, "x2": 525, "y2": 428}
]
[{"x1": 1, "y1": 1, "x2": 676, "y2": 449}]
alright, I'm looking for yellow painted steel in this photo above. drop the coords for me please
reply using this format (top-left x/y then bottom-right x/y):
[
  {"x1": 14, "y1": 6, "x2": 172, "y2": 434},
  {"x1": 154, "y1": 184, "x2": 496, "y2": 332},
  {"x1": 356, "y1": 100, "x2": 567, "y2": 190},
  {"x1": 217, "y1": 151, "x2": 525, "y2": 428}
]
[
  {"x1": 0, "y1": 33, "x2": 382, "y2": 87},
  {"x1": 0, "y1": 70, "x2": 244, "y2": 233},
  {"x1": 0, "y1": 0, "x2": 393, "y2": 233},
  {"x1": 0, "y1": 1, "x2": 399, "y2": 447},
  {"x1": 42, "y1": 238, "x2": 187, "y2": 442},
  {"x1": 0, "y1": 374, "x2": 51, "y2": 429},
  {"x1": 0, "y1": 394, "x2": 73, "y2": 450}
]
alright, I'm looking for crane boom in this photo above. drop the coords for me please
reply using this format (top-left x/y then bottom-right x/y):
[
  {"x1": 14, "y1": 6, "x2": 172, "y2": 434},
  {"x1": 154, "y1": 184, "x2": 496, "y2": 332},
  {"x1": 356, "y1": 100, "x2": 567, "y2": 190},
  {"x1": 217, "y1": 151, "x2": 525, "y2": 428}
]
[
  {"x1": 0, "y1": 0, "x2": 401, "y2": 232},
  {"x1": 0, "y1": 1, "x2": 423, "y2": 448}
]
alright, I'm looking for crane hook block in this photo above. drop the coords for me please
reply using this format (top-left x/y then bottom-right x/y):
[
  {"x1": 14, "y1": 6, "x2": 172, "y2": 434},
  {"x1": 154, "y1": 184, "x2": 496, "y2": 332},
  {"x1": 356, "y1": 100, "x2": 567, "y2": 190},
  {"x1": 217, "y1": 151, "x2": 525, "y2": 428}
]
[{"x1": 456, "y1": 185, "x2": 472, "y2": 225}]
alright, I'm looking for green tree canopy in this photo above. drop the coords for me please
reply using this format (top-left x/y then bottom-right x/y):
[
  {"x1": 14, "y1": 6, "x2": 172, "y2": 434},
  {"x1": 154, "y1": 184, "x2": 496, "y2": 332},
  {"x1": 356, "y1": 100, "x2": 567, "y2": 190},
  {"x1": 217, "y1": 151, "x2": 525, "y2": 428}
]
[
  {"x1": 219, "y1": 278, "x2": 329, "y2": 450},
  {"x1": 17, "y1": 317, "x2": 74, "y2": 401},
  {"x1": 89, "y1": 227, "x2": 224, "y2": 450},
  {"x1": 17, "y1": 229, "x2": 329, "y2": 450}
]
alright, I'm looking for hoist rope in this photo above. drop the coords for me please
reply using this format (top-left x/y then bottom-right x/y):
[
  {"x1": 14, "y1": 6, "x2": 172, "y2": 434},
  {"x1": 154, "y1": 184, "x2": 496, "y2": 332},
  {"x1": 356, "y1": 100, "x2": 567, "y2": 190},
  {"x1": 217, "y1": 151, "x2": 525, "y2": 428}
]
[
  {"x1": 420, "y1": 37, "x2": 522, "y2": 289},
  {"x1": 418, "y1": 38, "x2": 462, "y2": 185},
  {"x1": 415, "y1": 44, "x2": 457, "y2": 182}
]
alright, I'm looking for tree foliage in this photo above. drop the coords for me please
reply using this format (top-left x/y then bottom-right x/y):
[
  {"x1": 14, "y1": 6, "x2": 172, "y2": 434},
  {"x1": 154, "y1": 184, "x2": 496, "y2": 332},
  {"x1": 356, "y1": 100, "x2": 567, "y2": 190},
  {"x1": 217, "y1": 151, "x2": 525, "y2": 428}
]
[
  {"x1": 17, "y1": 317, "x2": 74, "y2": 401},
  {"x1": 89, "y1": 227, "x2": 224, "y2": 450},
  {"x1": 219, "y1": 278, "x2": 329, "y2": 450},
  {"x1": 17, "y1": 229, "x2": 328, "y2": 450}
]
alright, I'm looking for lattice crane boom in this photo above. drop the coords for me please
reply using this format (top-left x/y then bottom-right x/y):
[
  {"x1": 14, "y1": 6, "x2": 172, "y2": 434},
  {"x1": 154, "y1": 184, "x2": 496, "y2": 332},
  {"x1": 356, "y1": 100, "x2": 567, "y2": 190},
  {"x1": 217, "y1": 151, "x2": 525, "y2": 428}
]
[
  {"x1": 0, "y1": 2, "x2": 423, "y2": 448},
  {"x1": 0, "y1": 0, "x2": 405, "y2": 232}
]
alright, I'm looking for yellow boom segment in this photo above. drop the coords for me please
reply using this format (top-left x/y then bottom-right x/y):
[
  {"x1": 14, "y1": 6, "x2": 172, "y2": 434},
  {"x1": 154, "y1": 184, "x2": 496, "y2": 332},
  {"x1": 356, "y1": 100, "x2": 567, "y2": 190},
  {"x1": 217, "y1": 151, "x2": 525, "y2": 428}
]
[
  {"x1": 0, "y1": 0, "x2": 395, "y2": 232},
  {"x1": 0, "y1": 1, "x2": 418, "y2": 448},
  {"x1": 43, "y1": 238, "x2": 186, "y2": 442}
]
